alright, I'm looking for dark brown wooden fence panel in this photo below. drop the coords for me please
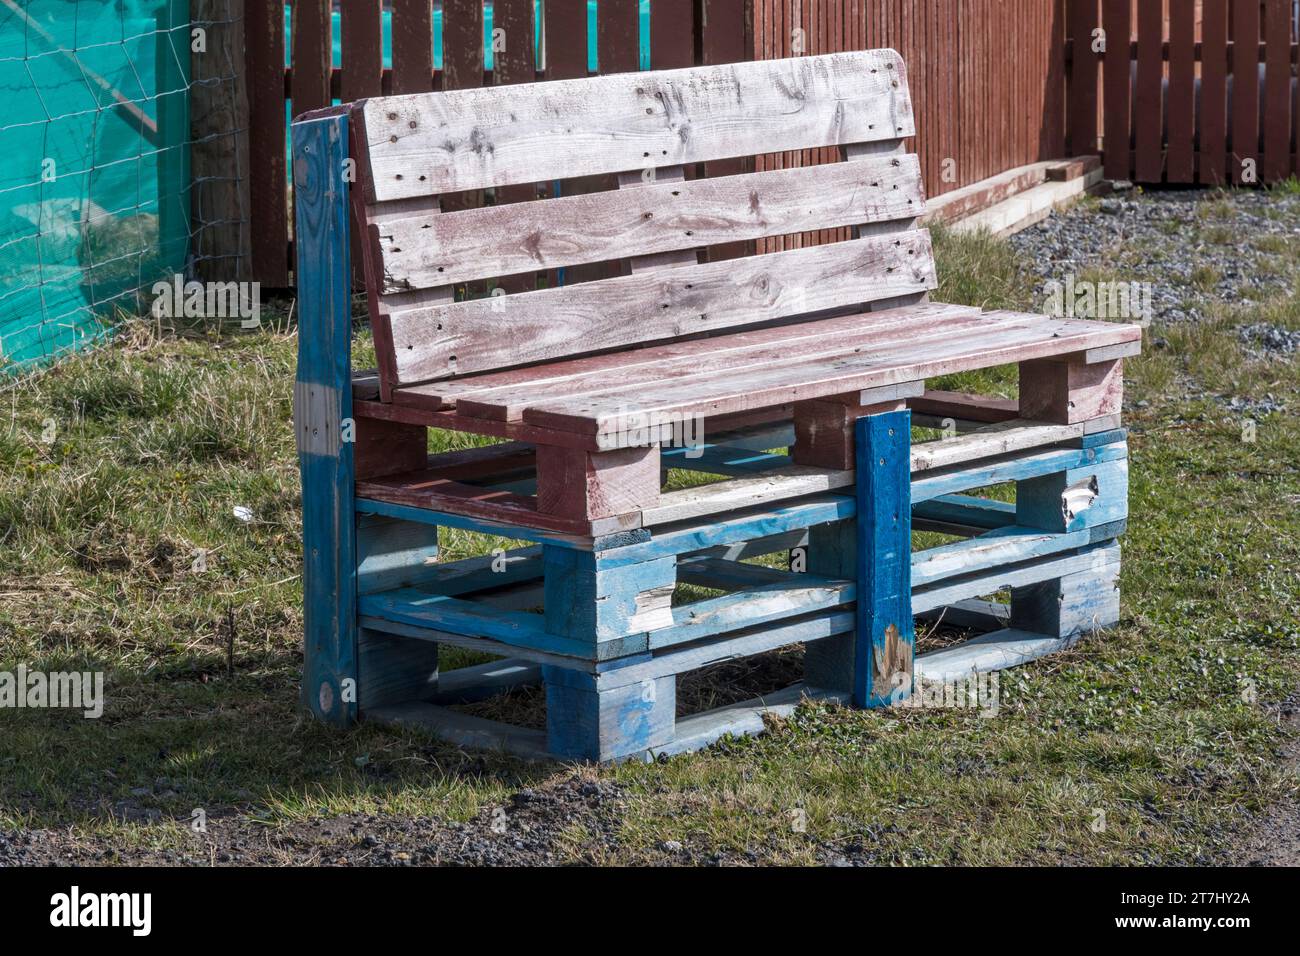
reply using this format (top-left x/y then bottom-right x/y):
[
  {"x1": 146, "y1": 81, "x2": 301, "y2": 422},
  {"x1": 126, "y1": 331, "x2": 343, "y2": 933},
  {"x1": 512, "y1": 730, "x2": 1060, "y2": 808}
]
[
  {"x1": 1133, "y1": 1, "x2": 1163, "y2": 182},
  {"x1": 1263, "y1": 0, "x2": 1293, "y2": 183},
  {"x1": 389, "y1": 0, "x2": 434, "y2": 95},
  {"x1": 1101, "y1": 0, "x2": 1130, "y2": 179},
  {"x1": 1200, "y1": 0, "x2": 1230, "y2": 185},
  {"x1": 1233, "y1": 0, "x2": 1262, "y2": 184},
  {"x1": 291, "y1": 1, "x2": 331, "y2": 115},
  {"x1": 247, "y1": 0, "x2": 288, "y2": 286},
  {"x1": 1166, "y1": 0, "x2": 1194, "y2": 183},
  {"x1": 1069, "y1": 0, "x2": 1099, "y2": 156}
]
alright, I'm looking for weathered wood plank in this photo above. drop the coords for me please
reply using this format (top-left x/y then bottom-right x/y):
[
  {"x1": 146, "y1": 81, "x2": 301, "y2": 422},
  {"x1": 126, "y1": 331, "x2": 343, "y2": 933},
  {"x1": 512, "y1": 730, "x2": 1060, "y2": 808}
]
[
  {"x1": 855, "y1": 409, "x2": 913, "y2": 706},
  {"x1": 373, "y1": 154, "x2": 925, "y2": 290},
  {"x1": 357, "y1": 50, "x2": 916, "y2": 201},
  {"x1": 523, "y1": 316, "x2": 1140, "y2": 443},
  {"x1": 384, "y1": 230, "x2": 937, "y2": 383},
  {"x1": 293, "y1": 113, "x2": 357, "y2": 726},
  {"x1": 404, "y1": 303, "x2": 972, "y2": 417}
]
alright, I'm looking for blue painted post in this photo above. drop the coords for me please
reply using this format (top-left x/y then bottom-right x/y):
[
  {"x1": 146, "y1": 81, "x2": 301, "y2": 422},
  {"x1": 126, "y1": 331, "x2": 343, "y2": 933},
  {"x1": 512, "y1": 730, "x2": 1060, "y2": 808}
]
[
  {"x1": 854, "y1": 410, "x2": 913, "y2": 708},
  {"x1": 292, "y1": 110, "x2": 358, "y2": 726}
]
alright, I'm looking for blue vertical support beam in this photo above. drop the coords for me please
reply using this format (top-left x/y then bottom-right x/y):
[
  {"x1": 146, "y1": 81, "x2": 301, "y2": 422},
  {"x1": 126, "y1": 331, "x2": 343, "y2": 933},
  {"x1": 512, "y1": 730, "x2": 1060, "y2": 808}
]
[
  {"x1": 854, "y1": 410, "x2": 914, "y2": 708},
  {"x1": 292, "y1": 110, "x2": 357, "y2": 726}
]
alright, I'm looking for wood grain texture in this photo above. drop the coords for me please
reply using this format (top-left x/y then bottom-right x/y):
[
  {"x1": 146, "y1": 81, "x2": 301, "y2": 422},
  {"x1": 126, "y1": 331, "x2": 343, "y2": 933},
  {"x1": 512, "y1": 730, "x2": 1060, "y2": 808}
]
[
  {"x1": 373, "y1": 153, "x2": 926, "y2": 290},
  {"x1": 535, "y1": 445, "x2": 661, "y2": 521},
  {"x1": 292, "y1": 113, "x2": 357, "y2": 726},
  {"x1": 397, "y1": 302, "x2": 978, "y2": 419},
  {"x1": 384, "y1": 229, "x2": 937, "y2": 384},
  {"x1": 1019, "y1": 356, "x2": 1124, "y2": 424},
  {"x1": 358, "y1": 50, "x2": 916, "y2": 200},
  {"x1": 854, "y1": 409, "x2": 913, "y2": 707},
  {"x1": 521, "y1": 315, "x2": 1140, "y2": 442}
]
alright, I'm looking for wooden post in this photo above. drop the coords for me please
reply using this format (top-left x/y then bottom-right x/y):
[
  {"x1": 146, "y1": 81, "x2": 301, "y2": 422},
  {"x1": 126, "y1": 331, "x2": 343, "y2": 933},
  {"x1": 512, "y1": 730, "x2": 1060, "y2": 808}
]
[
  {"x1": 854, "y1": 409, "x2": 913, "y2": 708},
  {"x1": 189, "y1": 0, "x2": 251, "y2": 282},
  {"x1": 292, "y1": 111, "x2": 358, "y2": 726}
]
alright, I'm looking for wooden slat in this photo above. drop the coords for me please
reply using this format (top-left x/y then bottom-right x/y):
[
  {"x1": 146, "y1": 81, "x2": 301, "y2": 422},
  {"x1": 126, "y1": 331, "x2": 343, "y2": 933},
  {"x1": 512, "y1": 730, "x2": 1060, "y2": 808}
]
[
  {"x1": 490, "y1": 0, "x2": 540, "y2": 294},
  {"x1": 357, "y1": 49, "x2": 916, "y2": 201},
  {"x1": 522, "y1": 315, "x2": 1141, "y2": 441},
  {"x1": 446, "y1": 305, "x2": 983, "y2": 421},
  {"x1": 396, "y1": 302, "x2": 976, "y2": 413},
  {"x1": 247, "y1": 0, "x2": 288, "y2": 286},
  {"x1": 374, "y1": 153, "x2": 926, "y2": 290},
  {"x1": 341, "y1": 1, "x2": 384, "y2": 102},
  {"x1": 1165, "y1": 0, "x2": 1195, "y2": 182},
  {"x1": 1263, "y1": 0, "x2": 1293, "y2": 183},
  {"x1": 291, "y1": 0, "x2": 332, "y2": 116},
  {"x1": 651, "y1": 0, "x2": 696, "y2": 70},
  {"x1": 1133, "y1": 0, "x2": 1163, "y2": 182},
  {"x1": 390, "y1": 0, "x2": 434, "y2": 94},
  {"x1": 1233, "y1": 0, "x2": 1261, "y2": 184},
  {"x1": 441, "y1": 0, "x2": 485, "y2": 90},
  {"x1": 599, "y1": 0, "x2": 641, "y2": 74},
  {"x1": 1068, "y1": 0, "x2": 1099, "y2": 156},
  {"x1": 383, "y1": 230, "x2": 938, "y2": 383},
  {"x1": 1199, "y1": 0, "x2": 1229, "y2": 185}
]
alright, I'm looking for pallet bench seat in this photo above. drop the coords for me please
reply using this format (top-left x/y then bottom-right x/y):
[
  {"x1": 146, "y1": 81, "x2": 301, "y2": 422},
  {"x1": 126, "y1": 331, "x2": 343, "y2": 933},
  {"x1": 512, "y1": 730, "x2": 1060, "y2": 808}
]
[{"x1": 291, "y1": 49, "x2": 1141, "y2": 761}]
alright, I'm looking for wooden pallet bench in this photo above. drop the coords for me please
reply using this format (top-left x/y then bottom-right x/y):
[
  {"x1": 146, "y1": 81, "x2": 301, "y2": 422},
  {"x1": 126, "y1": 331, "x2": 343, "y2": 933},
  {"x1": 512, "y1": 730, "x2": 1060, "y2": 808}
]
[{"x1": 291, "y1": 49, "x2": 1142, "y2": 762}]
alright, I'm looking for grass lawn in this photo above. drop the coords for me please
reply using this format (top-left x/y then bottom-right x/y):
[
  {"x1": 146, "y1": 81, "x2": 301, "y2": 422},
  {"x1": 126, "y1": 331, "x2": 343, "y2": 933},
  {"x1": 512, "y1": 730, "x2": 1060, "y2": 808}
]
[{"x1": 1, "y1": 204, "x2": 1297, "y2": 865}]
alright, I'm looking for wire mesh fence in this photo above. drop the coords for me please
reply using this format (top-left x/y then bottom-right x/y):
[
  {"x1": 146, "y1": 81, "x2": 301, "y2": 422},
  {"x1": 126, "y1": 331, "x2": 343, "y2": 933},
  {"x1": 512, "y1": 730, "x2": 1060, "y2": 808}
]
[{"x1": 0, "y1": 0, "x2": 198, "y2": 373}]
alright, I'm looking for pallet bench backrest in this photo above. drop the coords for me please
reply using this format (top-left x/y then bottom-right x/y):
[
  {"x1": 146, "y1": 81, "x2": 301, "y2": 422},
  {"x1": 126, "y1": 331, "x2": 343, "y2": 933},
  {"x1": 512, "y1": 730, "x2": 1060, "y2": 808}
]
[{"x1": 349, "y1": 49, "x2": 931, "y2": 396}]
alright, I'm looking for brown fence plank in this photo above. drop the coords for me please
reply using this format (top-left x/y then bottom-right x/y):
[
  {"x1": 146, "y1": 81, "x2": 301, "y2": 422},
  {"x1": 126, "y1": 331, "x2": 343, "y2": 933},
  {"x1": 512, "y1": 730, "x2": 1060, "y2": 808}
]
[
  {"x1": 1069, "y1": 0, "x2": 1098, "y2": 156},
  {"x1": 1199, "y1": 0, "x2": 1229, "y2": 184},
  {"x1": 1233, "y1": 0, "x2": 1261, "y2": 184},
  {"x1": 701, "y1": 0, "x2": 749, "y2": 262},
  {"x1": 1133, "y1": 0, "x2": 1163, "y2": 182},
  {"x1": 339, "y1": 1, "x2": 383, "y2": 289},
  {"x1": 390, "y1": 0, "x2": 434, "y2": 94},
  {"x1": 1101, "y1": 0, "x2": 1130, "y2": 179},
  {"x1": 291, "y1": 0, "x2": 332, "y2": 115},
  {"x1": 492, "y1": 0, "x2": 540, "y2": 292},
  {"x1": 248, "y1": 0, "x2": 288, "y2": 286},
  {"x1": 442, "y1": 0, "x2": 485, "y2": 90},
  {"x1": 544, "y1": 0, "x2": 595, "y2": 284},
  {"x1": 599, "y1": 0, "x2": 641, "y2": 74},
  {"x1": 650, "y1": 0, "x2": 696, "y2": 69},
  {"x1": 341, "y1": 1, "x2": 383, "y2": 102},
  {"x1": 1262, "y1": 0, "x2": 1293, "y2": 183},
  {"x1": 1165, "y1": 0, "x2": 1194, "y2": 182}
]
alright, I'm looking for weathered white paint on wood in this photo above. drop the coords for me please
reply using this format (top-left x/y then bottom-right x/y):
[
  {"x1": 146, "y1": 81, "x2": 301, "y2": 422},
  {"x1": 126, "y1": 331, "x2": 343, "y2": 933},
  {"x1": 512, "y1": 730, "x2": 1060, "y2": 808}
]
[
  {"x1": 357, "y1": 50, "x2": 915, "y2": 201},
  {"x1": 373, "y1": 154, "x2": 925, "y2": 290},
  {"x1": 384, "y1": 230, "x2": 936, "y2": 384}
]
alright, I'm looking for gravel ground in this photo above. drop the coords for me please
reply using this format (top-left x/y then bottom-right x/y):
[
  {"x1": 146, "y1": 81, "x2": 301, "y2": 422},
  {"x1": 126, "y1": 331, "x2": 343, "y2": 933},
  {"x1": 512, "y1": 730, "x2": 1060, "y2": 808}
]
[{"x1": 1009, "y1": 185, "x2": 1300, "y2": 325}]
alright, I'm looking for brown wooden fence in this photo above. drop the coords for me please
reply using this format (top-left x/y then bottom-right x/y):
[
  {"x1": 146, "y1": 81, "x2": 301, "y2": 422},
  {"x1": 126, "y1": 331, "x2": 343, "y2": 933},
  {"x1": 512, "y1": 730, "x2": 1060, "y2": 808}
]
[
  {"x1": 238, "y1": 0, "x2": 745, "y2": 287},
  {"x1": 750, "y1": 0, "x2": 1067, "y2": 251},
  {"x1": 228, "y1": 1, "x2": 1071, "y2": 287},
  {"x1": 1067, "y1": 0, "x2": 1300, "y2": 186}
]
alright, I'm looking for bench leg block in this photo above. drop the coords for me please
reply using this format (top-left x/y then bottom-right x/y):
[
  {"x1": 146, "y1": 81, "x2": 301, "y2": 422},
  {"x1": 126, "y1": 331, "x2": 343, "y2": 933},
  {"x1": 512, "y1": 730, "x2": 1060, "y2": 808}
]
[{"x1": 543, "y1": 668, "x2": 677, "y2": 761}]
